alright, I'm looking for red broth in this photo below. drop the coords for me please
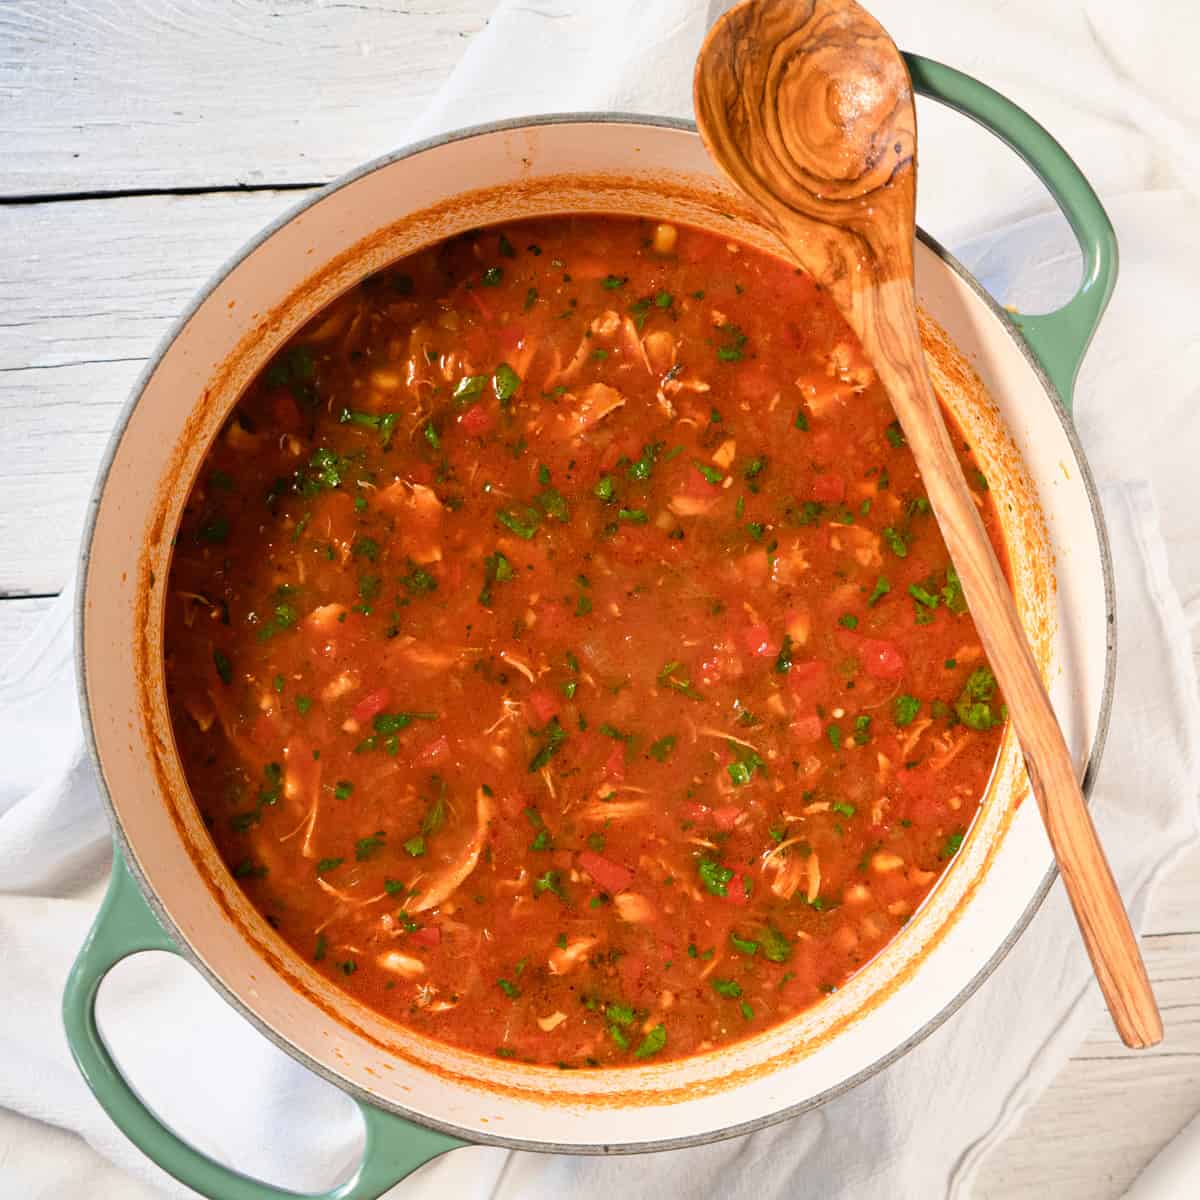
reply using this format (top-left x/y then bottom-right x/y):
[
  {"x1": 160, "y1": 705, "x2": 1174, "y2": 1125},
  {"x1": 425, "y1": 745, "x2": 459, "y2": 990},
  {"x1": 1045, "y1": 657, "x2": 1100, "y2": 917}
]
[{"x1": 165, "y1": 216, "x2": 1007, "y2": 1067}]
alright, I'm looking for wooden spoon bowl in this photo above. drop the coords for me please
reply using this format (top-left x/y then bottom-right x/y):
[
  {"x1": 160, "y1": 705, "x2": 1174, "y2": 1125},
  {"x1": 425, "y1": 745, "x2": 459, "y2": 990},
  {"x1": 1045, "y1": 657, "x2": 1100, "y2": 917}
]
[{"x1": 695, "y1": 0, "x2": 1161, "y2": 1048}]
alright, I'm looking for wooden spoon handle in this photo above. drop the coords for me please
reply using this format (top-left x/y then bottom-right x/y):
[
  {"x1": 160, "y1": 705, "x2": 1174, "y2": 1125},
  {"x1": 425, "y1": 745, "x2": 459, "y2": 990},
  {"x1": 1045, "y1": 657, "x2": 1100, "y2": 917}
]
[{"x1": 878, "y1": 291, "x2": 1161, "y2": 1049}]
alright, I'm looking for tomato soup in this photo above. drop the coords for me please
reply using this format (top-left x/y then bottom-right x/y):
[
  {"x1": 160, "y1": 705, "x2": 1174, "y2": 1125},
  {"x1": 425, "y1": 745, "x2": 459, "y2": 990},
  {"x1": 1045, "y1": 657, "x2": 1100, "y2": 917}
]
[{"x1": 165, "y1": 216, "x2": 1006, "y2": 1067}]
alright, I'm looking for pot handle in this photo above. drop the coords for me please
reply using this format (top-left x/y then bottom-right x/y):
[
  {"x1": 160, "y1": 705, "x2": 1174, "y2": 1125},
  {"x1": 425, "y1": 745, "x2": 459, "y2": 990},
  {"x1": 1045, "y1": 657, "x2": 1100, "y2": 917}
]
[
  {"x1": 63, "y1": 851, "x2": 466, "y2": 1200},
  {"x1": 904, "y1": 53, "x2": 1118, "y2": 412}
]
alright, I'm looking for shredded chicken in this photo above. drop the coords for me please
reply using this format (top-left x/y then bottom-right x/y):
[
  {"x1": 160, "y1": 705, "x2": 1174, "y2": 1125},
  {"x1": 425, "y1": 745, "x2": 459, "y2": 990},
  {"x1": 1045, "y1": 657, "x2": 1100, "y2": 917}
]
[
  {"x1": 377, "y1": 950, "x2": 426, "y2": 978},
  {"x1": 375, "y1": 481, "x2": 443, "y2": 562},
  {"x1": 554, "y1": 382, "x2": 626, "y2": 440},
  {"x1": 406, "y1": 786, "x2": 494, "y2": 913},
  {"x1": 549, "y1": 936, "x2": 598, "y2": 975}
]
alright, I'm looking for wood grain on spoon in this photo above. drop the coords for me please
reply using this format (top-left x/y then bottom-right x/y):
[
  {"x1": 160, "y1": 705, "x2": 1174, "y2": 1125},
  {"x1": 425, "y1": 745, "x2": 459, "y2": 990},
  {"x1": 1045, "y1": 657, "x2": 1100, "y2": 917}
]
[{"x1": 695, "y1": 0, "x2": 1161, "y2": 1048}]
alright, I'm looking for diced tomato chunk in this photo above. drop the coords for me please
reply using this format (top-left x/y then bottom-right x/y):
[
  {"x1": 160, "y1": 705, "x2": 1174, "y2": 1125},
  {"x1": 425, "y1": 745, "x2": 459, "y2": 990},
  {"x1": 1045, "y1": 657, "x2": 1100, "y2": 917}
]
[
  {"x1": 459, "y1": 403, "x2": 494, "y2": 437},
  {"x1": 680, "y1": 800, "x2": 709, "y2": 823},
  {"x1": 417, "y1": 734, "x2": 450, "y2": 765},
  {"x1": 739, "y1": 622, "x2": 776, "y2": 658},
  {"x1": 351, "y1": 688, "x2": 391, "y2": 723},
  {"x1": 791, "y1": 714, "x2": 823, "y2": 743},
  {"x1": 527, "y1": 688, "x2": 560, "y2": 725},
  {"x1": 687, "y1": 464, "x2": 722, "y2": 493},
  {"x1": 724, "y1": 872, "x2": 750, "y2": 906},
  {"x1": 578, "y1": 850, "x2": 634, "y2": 894},
  {"x1": 811, "y1": 474, "x2": 845, "y2": 503},
  {"x1": 410, "y1": 925, "x2": 442, "y2": 948},
  {"x1": 859, "y1": 637, "x2": 906, "y2": 680},
  {"x1": 712, "y1": 805, "x2": 740, "y2": 831}
]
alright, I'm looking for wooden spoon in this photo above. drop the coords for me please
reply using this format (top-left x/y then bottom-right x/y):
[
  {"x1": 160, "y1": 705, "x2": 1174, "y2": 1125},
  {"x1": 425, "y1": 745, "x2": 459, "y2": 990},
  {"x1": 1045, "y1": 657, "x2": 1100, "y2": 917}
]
[{"x1": 695, "y1": 0, "x2": 1161, "y2": 1048}]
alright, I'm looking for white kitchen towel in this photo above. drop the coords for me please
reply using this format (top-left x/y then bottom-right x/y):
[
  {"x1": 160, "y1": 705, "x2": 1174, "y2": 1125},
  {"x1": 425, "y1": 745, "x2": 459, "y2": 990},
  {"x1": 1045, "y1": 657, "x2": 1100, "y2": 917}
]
[{"x1": 2, "y1": 2, "x2": 1198, "y2": 1198}]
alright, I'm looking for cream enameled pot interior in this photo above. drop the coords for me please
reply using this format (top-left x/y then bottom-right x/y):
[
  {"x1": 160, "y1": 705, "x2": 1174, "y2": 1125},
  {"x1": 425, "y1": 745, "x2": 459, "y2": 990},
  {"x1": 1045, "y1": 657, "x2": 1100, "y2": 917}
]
[{"x1": 80, "y1": 117, "x2": 1110, "y2": 1151}]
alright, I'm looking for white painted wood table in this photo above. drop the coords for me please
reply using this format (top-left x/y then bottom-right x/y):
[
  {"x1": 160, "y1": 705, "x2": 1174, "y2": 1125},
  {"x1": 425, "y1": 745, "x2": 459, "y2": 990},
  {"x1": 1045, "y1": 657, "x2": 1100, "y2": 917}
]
[{"x1": 2, "y1": 3, "x2": 1196, "y2": 1196}]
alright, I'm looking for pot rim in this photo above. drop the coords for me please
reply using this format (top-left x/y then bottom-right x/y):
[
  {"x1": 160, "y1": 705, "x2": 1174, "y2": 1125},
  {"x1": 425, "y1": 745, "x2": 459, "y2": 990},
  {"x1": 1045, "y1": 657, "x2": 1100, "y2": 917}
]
[{"x1": 74, "y1": 112, "x2": 1116, "y2": 1156}]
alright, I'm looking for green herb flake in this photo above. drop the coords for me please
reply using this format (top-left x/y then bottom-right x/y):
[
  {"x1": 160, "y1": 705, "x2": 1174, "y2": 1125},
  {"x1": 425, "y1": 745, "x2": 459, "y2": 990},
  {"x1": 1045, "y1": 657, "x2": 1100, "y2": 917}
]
[
  {"x1": 909, "y1": 582, "x2": 939, "y2": 609},
  {"x1": 868, "y1": 575, "x2": 891, "y2": 606},
  {"x1": 648, "y1": 734, "x2": 677, "y2": 762},
  {"x1": 760, "y1": 926, "x2": 792, "y2": 963},
  {"x1": 894, "y1": 694, "x2": 921, "y2": 726},
  {"x1": 698, "y1": 857, "x2": 734, "y2": 897},
  {"x1": 533, "y1": 869, "x2": 565, "y2": 899},
  {"x1": 730, "y1": 932, "x2": 759, "y2": 956},
  {"x1": 941, "y1": 830, "x2": 966, "y2": 859},
  {"x1": 453, "y1": 374, "x2": 489, "y2": 403},
  {"x1": 315, "y1": 857, "x2": 344, "y2": 875},
  {"x1": 213, "y1": 648, "x2": 233, "y2": 686},
  {"x1": 493, "y1": 362, "x2": 521, "y2": 403},
  {"x1": 885, "y1": 421, "x2": 906, "y2": 448},
  {"x1": 712, "y1": 978, "x2": 742, "y2": 998},
  {"x1": 774, "y1": 634, "x2": 794, "y2": 674},
  {"x1": 942, "y1": 565, "x2": 968, "y2": 614},
  {"x1": 716, "y1": 324, "x2": 748, "y2": 363},
  {"x1": 497, "y1": 505, "x2": 541, "y2": 540},
  {"x1": 355, "y1": 832, "x2": 385, "y2": 861},
  {"x1": 838, "y1": 614, "x2": 858, "y2": 630},
  {"x1": 482, "y1": 266, "x2": 504, "y2": 287},
  {"x1": 633, "y1": 1024, "x2": 667, "y2": 1059},
  {"x1": 727, "y1": 744, "x2": 766, "y2": 787},
  {"x1": 606, "y1": 1002, "x2": 636, "y2": 1027},
  {"x1": 529, "y1": 717, "x2": 567, "y2": 772},
  {"x1": 882, "y1": 526, "x2": 909, "y2": 558}
]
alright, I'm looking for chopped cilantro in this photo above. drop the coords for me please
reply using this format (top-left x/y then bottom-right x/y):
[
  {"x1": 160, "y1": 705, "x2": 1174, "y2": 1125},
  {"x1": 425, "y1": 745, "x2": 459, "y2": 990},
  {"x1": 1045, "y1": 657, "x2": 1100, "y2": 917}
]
[
  {"x1": 633, "y1": 1024, "x2": 667, "y2": 1059},
  {"x1": 355, "y1": 832, "x2": 385, "y2": 861},
  {"x1": 493, "y1": 362, "x2": 521, "y2": 403},
  {"x1": 882, "y1": 526, "x2": 909, "y2": 558},
  {"x1": 529, "y1": 717, "x2": 567, "y2": 772},
  {"x1": 698, "y1": 857, "x2": 734, "y2": 897},
  {"x1": 716, "y1": 324, "x2": 747, "y2": 362},
  {"x1": 894, "y1": 694, "x2": 921, "y2": 726},
  {"x1": 497, "y1": 505, "x2": 541, "y2": 540},
  {"x1": 648, "y1": 734, "x2": 677, "y2": 762}
]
